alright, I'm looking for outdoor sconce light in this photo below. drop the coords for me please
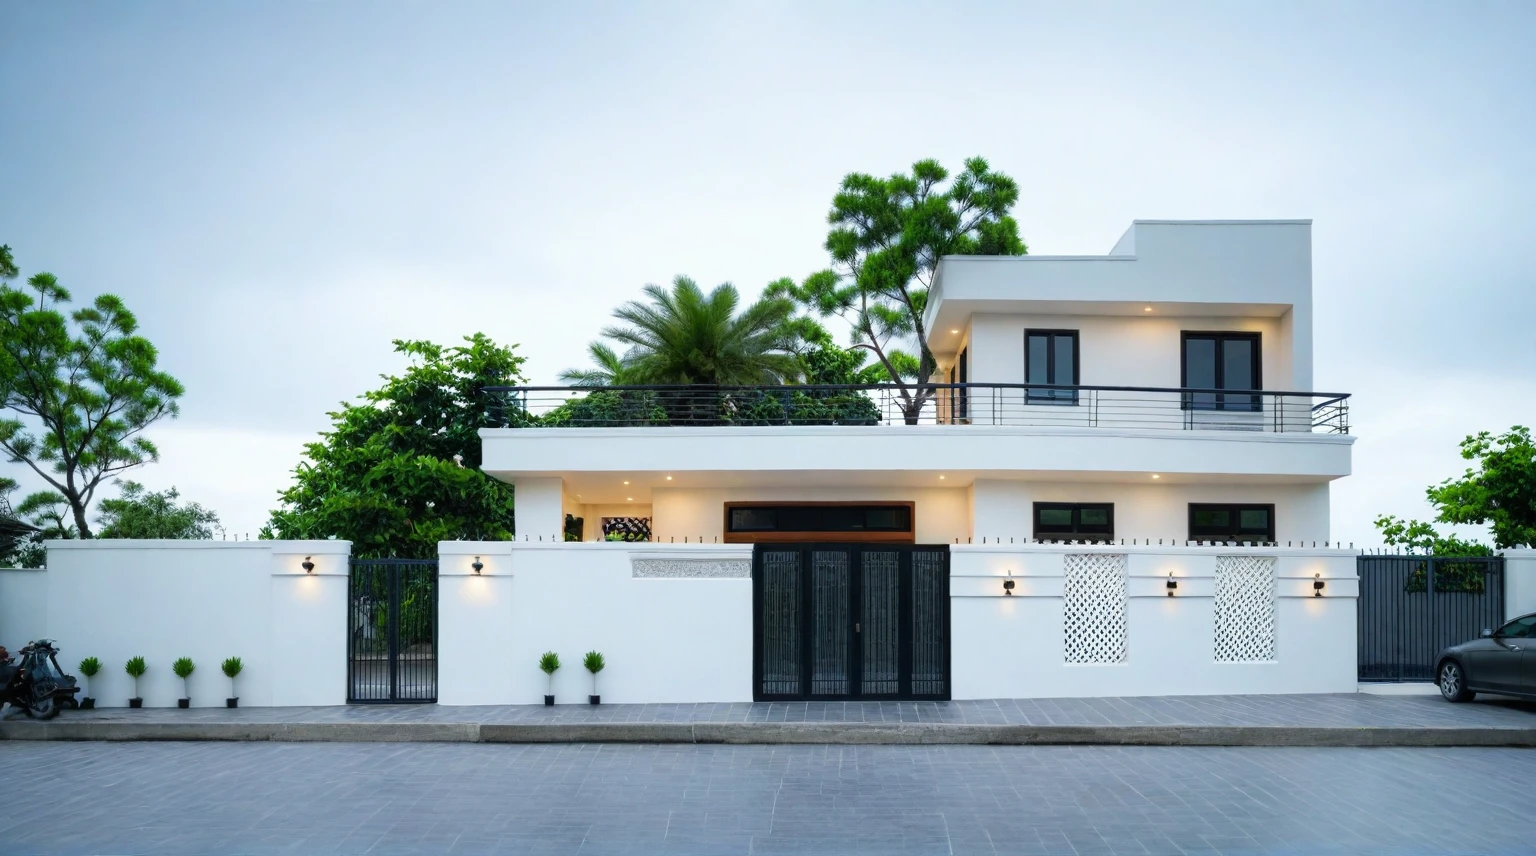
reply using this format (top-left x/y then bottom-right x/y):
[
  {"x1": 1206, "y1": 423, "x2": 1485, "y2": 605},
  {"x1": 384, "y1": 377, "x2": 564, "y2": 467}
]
[
  {"x1": 1313, "y1": 573, "x2": 1325, "y2": 597},
  {"x1": 302, "y1": 556, "x2": 315, "y2": 574},
  {"x1": 1002, "y1": 573, "x2": 1015, "y2": 596},
  {"x1": 1166, "y1": 573, "x2": 1177, "y2": 596},
  {"x1": 471, "y1": 556, "x2": 484, "y2": 575}
]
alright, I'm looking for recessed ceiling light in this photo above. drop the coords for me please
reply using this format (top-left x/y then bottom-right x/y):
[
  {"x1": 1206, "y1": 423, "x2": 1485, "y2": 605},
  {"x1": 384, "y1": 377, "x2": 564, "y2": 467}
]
[
  {"x1": 1152, "y1": 474, "x2": 1161, "y2": 479},
  {"x1": 622, "y1": 480, "x2": 630, "y2": 485},
  {"x1": 939, "y1": 474, "x2": 946, "y2": 480},
  {"x1": 1143, "y1": 306, "x2": 1153, "y2": 312},
  {"x1": 666, "y1": 475, "x2": 673, "y2": 480},
  {"x1": 950, "y1": 329, "x2": 960, "y2": 334}
]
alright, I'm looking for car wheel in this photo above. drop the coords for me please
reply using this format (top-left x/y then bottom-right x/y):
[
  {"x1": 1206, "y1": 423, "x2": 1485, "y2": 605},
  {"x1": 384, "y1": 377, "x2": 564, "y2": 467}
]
[{"x1": 1438, "y1": 659, "x2": 1475, "y2": 702}]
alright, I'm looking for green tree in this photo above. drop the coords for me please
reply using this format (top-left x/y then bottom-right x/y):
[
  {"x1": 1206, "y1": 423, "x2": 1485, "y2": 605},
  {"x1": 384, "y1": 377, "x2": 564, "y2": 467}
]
[
  {"x1": 1374, "y1": 425, "x2": 1536, "y2": 552},
  {"x1": 0, "y1": 478, "x2": 71, "y2": 568},
  {"x1": 263, "y1": 334, "x2": 525, "y2": 558},
  {"x1": 96, "y1": 480, "x2": 222, "y2": 539},
  {"x1": 0, "y1": 249, "x2": 184, "y2": 537},
  {"x1": 563, "y1": 276, "x2": 801, "y2": 386},
  {"x1": 768, "y1": 156, "x2": 1026, "y2": 423}
]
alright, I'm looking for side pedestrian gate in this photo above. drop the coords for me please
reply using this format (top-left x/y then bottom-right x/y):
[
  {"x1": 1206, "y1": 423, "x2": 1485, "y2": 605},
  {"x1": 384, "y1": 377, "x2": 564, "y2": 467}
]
[
  {"x1": 348, "y1": 558, "x2": 438, "y2": 703},
  {"x1": 1357, "y1": 554, "x2": 1505, "y2": 682},
  {"x1": 753, "y1": 543, "x2": 950, "y2": 701}
]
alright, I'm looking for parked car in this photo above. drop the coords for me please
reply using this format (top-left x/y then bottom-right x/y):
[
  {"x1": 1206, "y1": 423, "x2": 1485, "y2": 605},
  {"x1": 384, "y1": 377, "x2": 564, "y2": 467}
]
[{"x1": 1436, "y1": 612, "x2": 1536, "y2": 702}]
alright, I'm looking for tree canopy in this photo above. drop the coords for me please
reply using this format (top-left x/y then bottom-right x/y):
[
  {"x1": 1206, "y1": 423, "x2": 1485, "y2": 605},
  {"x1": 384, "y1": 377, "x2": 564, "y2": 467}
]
[
  {"x1": 768, "y1": 156, "x2": 1026, "y2": 421},
  {"x1": 561, "y1": 276, "x2": 802, "y2": 386},
  {"x1": 0, "y1": 247, "x2": 184, "y2": 537},
  {"x1": 1375, "y1": 424, "x2": 1536, "y2": 552},
  {"x1": 96, "y1": 480, "x2": 222, "y2": 539},
  {"x1": 263, "y1": 335, "x2": 525, "y2": 558}
]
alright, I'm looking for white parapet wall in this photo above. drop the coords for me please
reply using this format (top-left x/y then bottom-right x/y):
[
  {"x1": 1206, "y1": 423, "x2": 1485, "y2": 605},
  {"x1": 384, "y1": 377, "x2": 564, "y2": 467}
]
[
  {"x1": 949, "y1": 543, "x2": 1358, "y2": 699},
  {"x1": 10, "y1": 540, "x2": 352, "y2": 708},
  {"x1": 438, "y1": 541, "x2": 754, "y2": 705}
]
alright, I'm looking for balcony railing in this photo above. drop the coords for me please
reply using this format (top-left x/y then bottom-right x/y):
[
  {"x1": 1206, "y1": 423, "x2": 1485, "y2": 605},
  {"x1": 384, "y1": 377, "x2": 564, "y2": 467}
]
[{"x1": 485, "y1": 383, "x2": 1351, "y2": 434}]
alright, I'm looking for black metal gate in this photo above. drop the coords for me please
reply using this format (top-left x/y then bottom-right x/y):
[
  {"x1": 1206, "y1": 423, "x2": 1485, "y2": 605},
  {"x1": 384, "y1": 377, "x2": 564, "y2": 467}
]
[
  {"x1": 348, "y1": 558, "x2": 438, "y2": 703},
  {"x1": 1357, "y1": 554, "x2": 1505, "y2": 682},
  {"x1": 753, "y1": 544, "x2": 950, "y2": 701}
]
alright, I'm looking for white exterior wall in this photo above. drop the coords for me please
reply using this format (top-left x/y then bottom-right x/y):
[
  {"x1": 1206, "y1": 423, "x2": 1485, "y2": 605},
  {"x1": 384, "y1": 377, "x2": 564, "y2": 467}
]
[
  {"x1": 971, "y1": 480, "x2": 1332, "y2": 544},
  {"x1": 437, "y1": 542, "x2": 753, "y2": 705},
  {"x1": 19, "y1": 541, "x2": 350, "y2": 708},
  {"x1": 950, "y1": 544, "x2": 1357, "y2": 698},
  {"x1": 651, "y1": 486, "x2": 971, "y2": 545},
  {"x1": 0, "y1": 568, "x2": 48, "y2": 650},
  {"x1": 513, "y1": 477, "x2": 565, "y2": 542},
  {"x1": 1504, "y1": 549, "x2": 1536, "y2": 620}
]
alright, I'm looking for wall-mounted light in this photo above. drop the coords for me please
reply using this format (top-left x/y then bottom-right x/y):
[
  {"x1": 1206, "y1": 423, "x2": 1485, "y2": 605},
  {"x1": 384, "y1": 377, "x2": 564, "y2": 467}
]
[
  {"x1": 1003, "y1": 572, "x2": 1015, "y2": 596},
  {"x1": 302, "y1": 556, "x2": 315, "y2": 574},
  {"x1": 1313, "y1": 573, "x2": 1325, "y2": 597},
  {"x1": 1166, "y1": 572, "x2": 1178, "y2": 596},
  {"x1": 471, "y1": 556, "x2": 484, "y2": 575}
]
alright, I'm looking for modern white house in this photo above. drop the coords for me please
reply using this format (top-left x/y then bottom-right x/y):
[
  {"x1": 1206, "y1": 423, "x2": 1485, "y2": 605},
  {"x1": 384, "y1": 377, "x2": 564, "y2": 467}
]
[{"x1": 8, "y1": 219, "x2": 1434, "y2": 712}]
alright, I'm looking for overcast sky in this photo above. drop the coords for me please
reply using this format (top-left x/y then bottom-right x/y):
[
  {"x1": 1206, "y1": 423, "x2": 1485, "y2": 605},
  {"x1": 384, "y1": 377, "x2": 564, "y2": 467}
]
[{"x1": 2, "y1": 1, "x2": 1533, "y2": 546}]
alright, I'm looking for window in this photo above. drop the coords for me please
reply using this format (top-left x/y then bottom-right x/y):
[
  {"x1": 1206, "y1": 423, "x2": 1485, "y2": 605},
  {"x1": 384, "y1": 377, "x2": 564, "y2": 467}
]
[
  {"x1": 1025, "y1": 330, "x2": 1079, "y2": 404},
  {"x1": 1494, "y1": 615, "x2": 1536, "y2": 639},
  {"x1": 1182, "y1": 332, "x2": 1260, "y2": 412},
  {"x1": 1188, "y1": 504, "x2": 1275, "y2": 543},
  {"x1": 723, "y1": 502, "x2": 915, "y2": 543},
  {"x1": 1033, "y1": 503, "x2": 1114, "y2": 542},
  {"x1": 956, "y1": 348, "x2": 969, "y2": 422}
]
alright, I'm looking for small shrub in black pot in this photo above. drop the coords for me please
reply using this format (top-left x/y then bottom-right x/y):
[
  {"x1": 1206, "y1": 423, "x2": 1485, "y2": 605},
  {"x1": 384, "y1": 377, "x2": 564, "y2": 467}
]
[
  {"x1": 172, "y1": 657, "x2": 194, "y2": 708},
  {"x1": 539, "y1": 651, "x2": 560, "y2": 705},
  {"x1": 222, "y1": 657, "x2": 243, "y2": 708},
  {"x1": 124, "y1": 656, "x2": 146, "y2": 708},
  {"x1": 584, "y1": 650, "x2": 605, "y2": 705},
  {"x1": 77, "y1": 657, "x2": 101, "y2": 710}
]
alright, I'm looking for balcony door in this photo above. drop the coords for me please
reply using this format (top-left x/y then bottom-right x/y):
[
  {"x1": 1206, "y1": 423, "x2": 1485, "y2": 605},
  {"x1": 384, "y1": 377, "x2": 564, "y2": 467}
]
[
  {"x1": 1182, "y1": 332, "x2": 1261, "y2": 412},
  {"x1": 753, "y1": 544, "x2": 950, "y2": 701}
]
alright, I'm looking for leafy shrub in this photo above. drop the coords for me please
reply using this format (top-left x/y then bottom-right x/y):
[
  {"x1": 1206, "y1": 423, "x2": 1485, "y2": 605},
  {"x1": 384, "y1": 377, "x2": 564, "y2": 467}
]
[
  {"x1": 538, "y1": 651, "x2": 560, "y2": 675},
  {"x1": 583, "y1": 651, "x2": 605, "y2": 674},
  {"x1": 172, "y1": 657, "x2": 194, "y2": 679},
  {"x1": 124, "y1": 656, "x2": 146, "y2": 678},
  {"x1": 221, "y1": 657, "x2": 243, "y2": 678},
  {"x1": 78, "y1": 657, "x2": 101, "y2": 678}
]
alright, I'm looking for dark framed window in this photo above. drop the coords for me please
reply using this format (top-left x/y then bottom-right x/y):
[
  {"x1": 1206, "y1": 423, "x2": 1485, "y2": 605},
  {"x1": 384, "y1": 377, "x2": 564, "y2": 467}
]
[
  {"x1": 1188, "y1": 503, "x2": 1275, "y2": 543},
  {"x1": 1033, "y1": 503, "x2": 1114, "y2": 542},
  {"x1": 1025, "y1": 330, "x2": 1079, "y2": 404},
  {"x1": 1182, "y1": 332, "x2": 1260, "y2": 412},
  {"x1": 724, "y1": 502, "x2": 915, "y2": 543},
  {"x1": 956, "y1": 348, "x2": 969, "y2": 422}
]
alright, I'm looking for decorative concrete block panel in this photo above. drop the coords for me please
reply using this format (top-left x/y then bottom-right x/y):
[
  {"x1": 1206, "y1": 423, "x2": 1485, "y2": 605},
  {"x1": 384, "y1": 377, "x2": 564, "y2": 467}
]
[
  {"x1": 631, "y1": 558, "x2": 751, "y2": 579},
  {"x1": 1214, "y1": 555, "x2": 1276, "y2": 662},
  {"x1": 1063, "y1": 553, "x2": 1127, "y2": 664}
]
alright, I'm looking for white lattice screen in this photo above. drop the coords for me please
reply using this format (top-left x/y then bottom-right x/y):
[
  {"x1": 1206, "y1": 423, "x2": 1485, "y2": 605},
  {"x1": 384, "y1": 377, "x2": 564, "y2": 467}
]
[
  {"x1": 1063, "y1": 553, "x2": 1127, "y2": 664},
  {"x1": 1214, "y1": 555, "x2": 1276, "y2": 662}
]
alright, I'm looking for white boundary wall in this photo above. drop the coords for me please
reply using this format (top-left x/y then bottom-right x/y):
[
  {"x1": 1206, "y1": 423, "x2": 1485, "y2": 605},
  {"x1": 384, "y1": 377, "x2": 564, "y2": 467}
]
[
  {"x1": 950, "y1": 543, "x2": 1358, "y2": 698},
  {"x1": 438, "y1": 542, "x2": 753, "y2": 705},
  {"x1": 4, "y1": 541, "x2": 349, "y2": 708}
]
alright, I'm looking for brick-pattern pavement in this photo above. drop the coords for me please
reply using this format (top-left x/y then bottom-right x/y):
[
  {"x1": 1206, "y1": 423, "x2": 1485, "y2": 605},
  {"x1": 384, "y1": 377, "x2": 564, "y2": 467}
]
[
  {"x1": 37, "y1": 692, "x2": 1536, "y2": 728},
  {"x1": 1, "y1": 741, "x2": 1533, "y2": 855}
]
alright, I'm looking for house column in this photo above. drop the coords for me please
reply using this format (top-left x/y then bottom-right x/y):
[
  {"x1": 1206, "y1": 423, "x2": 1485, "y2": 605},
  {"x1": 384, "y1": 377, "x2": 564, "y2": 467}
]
[
  {"x1": 1504, "y1": 548, "x2": 1536, "y2": 620},
  {"x1": 437, "y1": 541, "x2": 515, "y2": 705},
  {"x1": 513, "y1": 477, "x2": 565, "y2": 542},
  {"x1": 268, "y1": 541, "x2": 351, "y2": 706}
]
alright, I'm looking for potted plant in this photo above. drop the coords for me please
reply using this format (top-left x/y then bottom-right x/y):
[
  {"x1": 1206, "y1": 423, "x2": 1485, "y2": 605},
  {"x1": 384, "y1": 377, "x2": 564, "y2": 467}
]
[
  {"x1": 173, "y1": 657, "x2": 194, "y2": 708},
  {"x1": 538, "y1": 651, "x2": 560, "y2": 705},
  {"x1": 584, "y1": 650, "x2": 605, "y2": 705},
  {"x1": 222, "y1": 657, "x2": 243, "y2": 708},
  {"x1": 125, "y1": 656, "x2": 146, "y2": 708},
  {"x1": 77, "y1": 657, "x2": 100, "y2": 710}
]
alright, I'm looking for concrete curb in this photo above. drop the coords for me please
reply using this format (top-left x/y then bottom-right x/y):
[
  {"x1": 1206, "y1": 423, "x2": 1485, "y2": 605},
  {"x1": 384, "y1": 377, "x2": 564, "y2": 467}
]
[{"x1": 5, "y1": 720, "x2": 1536, "y2": 747}]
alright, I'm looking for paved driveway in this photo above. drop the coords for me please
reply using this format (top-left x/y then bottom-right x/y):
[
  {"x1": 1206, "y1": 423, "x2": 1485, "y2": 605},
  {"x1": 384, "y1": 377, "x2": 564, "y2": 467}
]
[{"x1": 2, "y1": 742, "x2": 1533, "y2": 855}]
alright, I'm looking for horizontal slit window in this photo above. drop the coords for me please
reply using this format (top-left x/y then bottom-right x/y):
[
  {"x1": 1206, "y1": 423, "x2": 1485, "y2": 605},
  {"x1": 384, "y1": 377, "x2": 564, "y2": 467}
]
[
  {"x1": 1033, "y1": 503, "x2": 1114, "y2": 542},
  {"x1": 1189, "y1": 503, "x2": 1275, "y2": 543}
]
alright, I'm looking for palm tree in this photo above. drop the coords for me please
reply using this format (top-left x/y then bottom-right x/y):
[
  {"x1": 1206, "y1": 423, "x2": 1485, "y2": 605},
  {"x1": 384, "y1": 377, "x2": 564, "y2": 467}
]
[{"x1": 565, "y1": 276, "x2": 802, "y2": 386}]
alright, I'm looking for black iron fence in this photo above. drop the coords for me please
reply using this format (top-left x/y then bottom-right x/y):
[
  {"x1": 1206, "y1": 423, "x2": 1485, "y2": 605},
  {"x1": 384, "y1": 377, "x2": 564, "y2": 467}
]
[
  {"x1": 1357, "y1": 553, "x2": 1505, "y2": 682},
  {"x1": 348, "y1": 559, "x2": 438, "y2": 703},
  {"x1": 484, "y1": 383, "x2": 1350, "y2": 434}
]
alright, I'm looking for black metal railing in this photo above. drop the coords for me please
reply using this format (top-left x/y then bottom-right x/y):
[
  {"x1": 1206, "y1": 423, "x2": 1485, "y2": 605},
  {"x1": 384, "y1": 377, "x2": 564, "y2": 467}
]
[{"x1": 484, "y1": 383, "x2": 1351, "y2": 434}]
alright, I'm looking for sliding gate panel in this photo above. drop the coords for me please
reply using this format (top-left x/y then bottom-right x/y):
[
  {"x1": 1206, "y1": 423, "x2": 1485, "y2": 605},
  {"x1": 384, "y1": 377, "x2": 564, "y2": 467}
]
[
  {"x1": 348, "y1": 558, "x2": 438, "y2": 703},
  {"x1": 754, "y1": 544, "x2": 949, "y2": 701}
]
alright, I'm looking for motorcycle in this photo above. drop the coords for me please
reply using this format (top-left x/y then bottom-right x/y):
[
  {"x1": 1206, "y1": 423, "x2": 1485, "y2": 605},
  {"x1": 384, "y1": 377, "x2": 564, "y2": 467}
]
[{"x1": 0, "y1": 640, "x2": 80, "y2": 720}]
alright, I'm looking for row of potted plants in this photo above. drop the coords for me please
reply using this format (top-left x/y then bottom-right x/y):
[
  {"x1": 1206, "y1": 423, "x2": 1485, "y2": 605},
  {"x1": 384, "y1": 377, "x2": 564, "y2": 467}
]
[
  {"x1": 76, "y1": 656, "x2": 244, "y2": 709},
  {"x1": 538, "y1": 650, "x2": 605, "y2": 705}
]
